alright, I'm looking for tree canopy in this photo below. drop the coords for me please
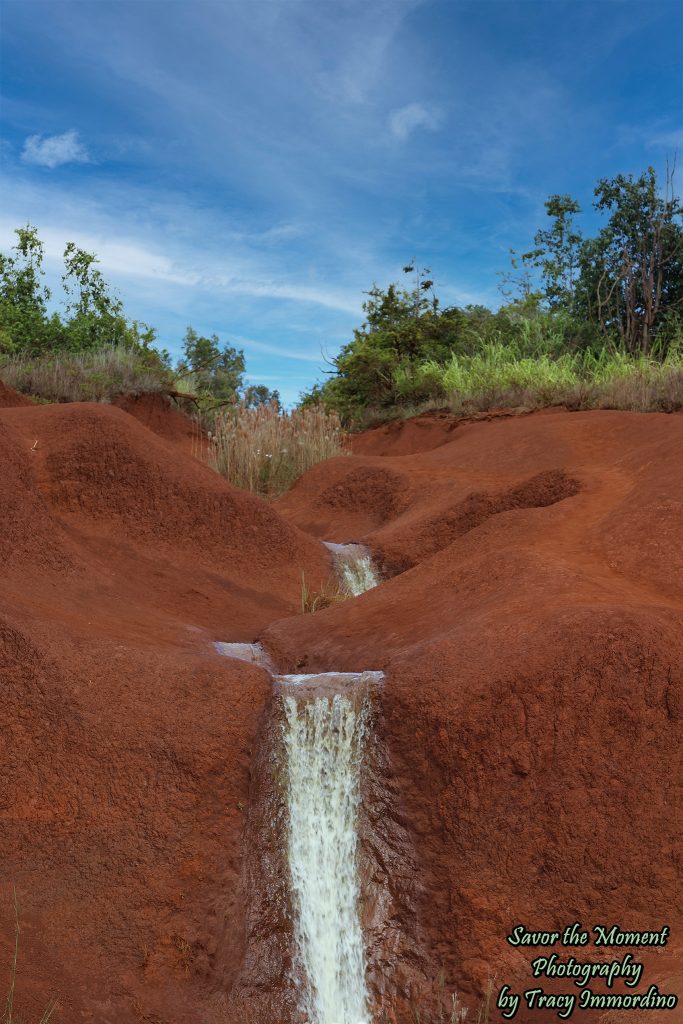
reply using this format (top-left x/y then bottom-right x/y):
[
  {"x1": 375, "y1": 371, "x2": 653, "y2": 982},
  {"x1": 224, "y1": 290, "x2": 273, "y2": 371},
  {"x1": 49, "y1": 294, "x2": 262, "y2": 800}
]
[{"x1": 302, "y1": 165, "x2": 683, "y2": 422}]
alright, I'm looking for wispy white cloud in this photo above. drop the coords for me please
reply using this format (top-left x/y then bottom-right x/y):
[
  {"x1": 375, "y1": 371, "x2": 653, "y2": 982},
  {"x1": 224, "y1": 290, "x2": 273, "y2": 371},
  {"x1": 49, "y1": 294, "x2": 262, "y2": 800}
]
[
  {"x1": 5, "y1": 0, "x2": 678, "y2": 406},
  {"x1": 389, "y1": 102, "x2": 440, "y2": 142},
  {"x1": 230, "y1": 334, "x2": 324, "y2": 363},
  {"x1": 646, "y1": 127, "x2": 683, "y2": 150},
  {"x1": 22, "y1": 129, "x2": 90, "y2": 169},
  {"x1": 205, "y1": 274, "x2": 360, "y2": 315}
]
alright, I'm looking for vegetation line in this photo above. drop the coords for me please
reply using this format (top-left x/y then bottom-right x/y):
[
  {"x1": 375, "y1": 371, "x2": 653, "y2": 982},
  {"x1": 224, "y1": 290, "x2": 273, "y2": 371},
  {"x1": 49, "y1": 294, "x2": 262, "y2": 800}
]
[{"x1": 300, "y1": 166, "x2": 683, "y2": 425}]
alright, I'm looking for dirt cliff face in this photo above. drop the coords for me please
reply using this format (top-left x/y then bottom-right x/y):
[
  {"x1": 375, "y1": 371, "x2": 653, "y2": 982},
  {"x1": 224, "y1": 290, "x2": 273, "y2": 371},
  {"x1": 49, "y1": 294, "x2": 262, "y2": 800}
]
[{"x1": 1, "y1": 400, "x2": 682, "y2": 1022}]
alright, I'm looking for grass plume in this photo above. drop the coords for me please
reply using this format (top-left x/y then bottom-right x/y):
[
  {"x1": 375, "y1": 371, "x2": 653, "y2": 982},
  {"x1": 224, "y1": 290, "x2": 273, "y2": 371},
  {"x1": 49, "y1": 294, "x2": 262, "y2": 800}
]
[{"x1": 202, "y1": 401, "x2": 347, "y2": 496}]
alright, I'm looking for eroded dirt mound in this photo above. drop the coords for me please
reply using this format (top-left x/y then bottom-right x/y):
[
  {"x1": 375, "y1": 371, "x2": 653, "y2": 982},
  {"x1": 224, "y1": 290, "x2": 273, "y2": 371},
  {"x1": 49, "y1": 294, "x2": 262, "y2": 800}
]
[
  {"x1": 350, "y1": 411, "x2": 460, "y2": 456},
  {"x1": 1, "y1": 404, "x2": 682, "y2": 1023},
  {"x1": 0, "y1": 396, "x2": 338, "y2": 1024},
  {"x1": 2, "y1": 402, "x2": 326, "y2": 581},
  {"x1": 113, "y1": 391, "x2": 199, "y2": 454},
  {"x1": 0, "y1": 378, "x2": 33, "y2": 407},
  {"x1": 259, "y1": 409, "x2": 683, "y2": 1021},
  {"x1": 276, "y1": 458, "x2": 412, "y2": 538},
  {"x1": 0, "y1": 614, "x2": 271, "y2": 1024},
  {"x1": 374, "y1": 468, "x2": 580, "y2": 572},
  {"x1": 0, "y1": 417, "x2": 70, "y2": 571},
  {"x1": 316, "y1": 465, "x2": 409, "y2": 519}
]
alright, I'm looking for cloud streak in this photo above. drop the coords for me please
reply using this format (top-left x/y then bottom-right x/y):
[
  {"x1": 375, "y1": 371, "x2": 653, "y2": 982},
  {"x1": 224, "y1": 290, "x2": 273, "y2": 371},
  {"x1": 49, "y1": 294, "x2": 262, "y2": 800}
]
[{"x1": 22, "y1": 129, "x2": 90, "y2": 169}]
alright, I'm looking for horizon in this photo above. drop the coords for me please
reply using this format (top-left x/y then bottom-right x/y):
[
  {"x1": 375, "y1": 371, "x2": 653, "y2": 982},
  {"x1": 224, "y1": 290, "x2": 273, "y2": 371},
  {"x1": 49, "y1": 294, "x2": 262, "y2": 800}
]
[{"x1": 1, "y1": 0, "x2": 682, "y2": 404}]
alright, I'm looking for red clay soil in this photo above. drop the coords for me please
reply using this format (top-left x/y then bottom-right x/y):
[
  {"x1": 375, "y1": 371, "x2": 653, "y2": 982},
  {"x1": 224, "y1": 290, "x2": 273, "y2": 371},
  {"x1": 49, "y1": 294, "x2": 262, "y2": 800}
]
[
  {"x1": 113, "y1": 391, "x2": 200, "y2": 456},
  {"x1": 1, "y1": 403, "x2": 682, "y2": 1023},
  {"x1": 0, "y1": 399, "x2": 330, "y2": 1024},
  {"x1": 268, "y1": 408, "x2": 683, "y2": 1020},
  {"x1": 0, "y1": 379, "x2": 33, "y2": 407}
]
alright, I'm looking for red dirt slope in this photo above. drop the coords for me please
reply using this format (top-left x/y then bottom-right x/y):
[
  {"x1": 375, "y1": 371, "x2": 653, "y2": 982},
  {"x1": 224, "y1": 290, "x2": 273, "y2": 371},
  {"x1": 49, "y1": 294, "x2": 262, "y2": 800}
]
[
  {"x1": 0, "y1": 379, "x2": 33, "y2": 407},
  {"x1": 1, "y1": 403, "x2": 681, "y2": 1023},
  {"x1": 0, "y1": 399, "x2": 330, "y2": 1024},
  {"x1": 264, "y1": 409, "x2": 683, "y2": 1020},
  {"x1": 113, "y1": 391, "x2": 199, "y2": 455}
]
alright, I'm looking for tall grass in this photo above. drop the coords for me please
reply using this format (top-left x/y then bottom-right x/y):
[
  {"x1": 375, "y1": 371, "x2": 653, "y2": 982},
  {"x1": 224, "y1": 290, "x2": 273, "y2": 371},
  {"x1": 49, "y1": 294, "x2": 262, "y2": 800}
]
[
  {"x1": 416, "y1": 341, "x2": 683, "y2": 414},
  {"x1": 0, "y1": 346, "x2": 171, "y2": 404},
  {"x1": 299, "y1": 571, "x2": 348, "y2": 613},
  {"x1": 203, "y1": 401, "x2": 347, "y2": 496}
]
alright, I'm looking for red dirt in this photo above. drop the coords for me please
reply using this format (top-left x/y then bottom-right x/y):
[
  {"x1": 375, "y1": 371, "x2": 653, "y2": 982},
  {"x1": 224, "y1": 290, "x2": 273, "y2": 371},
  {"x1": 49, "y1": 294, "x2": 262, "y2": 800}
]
[
  {"x1": 113, "y1": 391, "x2": 200, "y2": 455},
  {"x1": 0, "y1": 379, "x2": 33, "y2": 407},
  {"x1": 1, "y1": 403, "x2": 682, "y2": 1023}
]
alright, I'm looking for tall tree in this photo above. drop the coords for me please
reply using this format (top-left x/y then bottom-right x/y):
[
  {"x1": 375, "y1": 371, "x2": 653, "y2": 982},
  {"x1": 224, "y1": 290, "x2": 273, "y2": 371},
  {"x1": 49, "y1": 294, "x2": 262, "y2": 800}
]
[
  {"x1": 0, "y1": 225, "x2": 56, "y2": 353},
  {"x1": 577, "y1": 166, "x2": 683, "y2": 353},
  {"x1": 523, "y1": 194, "x2": 583, "y2": 309},
  {"x1": 179, "y1": 327, "x2": 245, "y2": 403}
]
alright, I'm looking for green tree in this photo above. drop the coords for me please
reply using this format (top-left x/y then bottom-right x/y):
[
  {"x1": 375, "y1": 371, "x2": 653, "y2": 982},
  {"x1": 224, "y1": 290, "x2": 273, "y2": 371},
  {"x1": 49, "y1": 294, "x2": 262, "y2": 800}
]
[
  {"x1": 243, "y1": 383, "x2": 280, "y2": 408},
  {"x1": 523, "y1": 195, "x2": 583, "y2": 309},
  {"x1": 0, "y1": 225, "x2": 62, "y2": 353},
  {"x1": 498, "y1": 248, "x2": 544, "y2": 311},
  {"x1": 61, "y1": 242, "x2": 144, "y2": 352},
  {"x1": 576, "y1": 166, "x2": 683, "y2": 353},
  {"x1": 178, "y1": 327, "x2": 246, "y2": 404},
  {"x1": 306, "y1": 268, "x2": 475, "y2": 419}
]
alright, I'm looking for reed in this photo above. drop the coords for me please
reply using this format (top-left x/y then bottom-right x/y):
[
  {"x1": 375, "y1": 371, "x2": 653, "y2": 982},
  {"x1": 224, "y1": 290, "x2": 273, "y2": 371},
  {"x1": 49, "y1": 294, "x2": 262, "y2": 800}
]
[{"x1": 203, "y1": 401, "x2": 347, "y2": 496}]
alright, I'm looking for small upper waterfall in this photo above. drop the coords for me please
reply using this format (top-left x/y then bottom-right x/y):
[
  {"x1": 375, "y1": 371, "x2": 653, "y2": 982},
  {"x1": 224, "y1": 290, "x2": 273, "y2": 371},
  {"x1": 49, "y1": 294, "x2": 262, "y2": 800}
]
[
  {"x1": 213, "y1": 640, "x2": 275, "y2": 671},
  {"x1": 278, "y1": 672, "x2": 381, "y2": 1024},
  {"x1": 324, "y1": 542, "x2": 379, "y2": 597}
]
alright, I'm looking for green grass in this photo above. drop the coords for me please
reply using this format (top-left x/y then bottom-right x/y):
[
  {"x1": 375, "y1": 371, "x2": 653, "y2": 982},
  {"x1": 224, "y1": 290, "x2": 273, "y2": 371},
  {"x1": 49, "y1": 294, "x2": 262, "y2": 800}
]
[
  {"x1": 413, "y1": 341, "x2": 683, "y2": 415},
  {"x1": 0, "y1": 345, "x2": 172, "y2": 404}
]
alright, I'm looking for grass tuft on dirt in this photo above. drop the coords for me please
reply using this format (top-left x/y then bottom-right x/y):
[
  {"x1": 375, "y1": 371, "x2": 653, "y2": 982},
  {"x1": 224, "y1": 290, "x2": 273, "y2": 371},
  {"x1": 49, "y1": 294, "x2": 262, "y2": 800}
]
[
  {"x1": 0, "y1": 346, "x2": 171, "y2": 404},
  {"x1": 2, "y1": 889, "x2": 57, "y2": 1024},
  {"x1": 414, "y1": 343, "x2": 683, "y2": 416}
]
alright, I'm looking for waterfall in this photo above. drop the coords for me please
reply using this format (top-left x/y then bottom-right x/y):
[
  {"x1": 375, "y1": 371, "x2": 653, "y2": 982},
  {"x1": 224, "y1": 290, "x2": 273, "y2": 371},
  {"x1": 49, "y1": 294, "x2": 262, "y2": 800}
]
[
  {"x1": 279, "y1": 672, "x2": 380, "y2": 1024},
  {"x1": 323, "y1": 542, "x2": 379, "y2": 597}
]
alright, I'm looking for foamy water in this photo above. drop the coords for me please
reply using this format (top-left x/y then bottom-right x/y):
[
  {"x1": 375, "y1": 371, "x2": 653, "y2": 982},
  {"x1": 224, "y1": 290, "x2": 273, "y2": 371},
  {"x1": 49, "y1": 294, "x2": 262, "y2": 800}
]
[
  {"x1": 280, "y1": 678, "x2": 372, "y2": 1024},
  {"x1": 324, "y1": 542, "x2": 379, "y2": 597}
]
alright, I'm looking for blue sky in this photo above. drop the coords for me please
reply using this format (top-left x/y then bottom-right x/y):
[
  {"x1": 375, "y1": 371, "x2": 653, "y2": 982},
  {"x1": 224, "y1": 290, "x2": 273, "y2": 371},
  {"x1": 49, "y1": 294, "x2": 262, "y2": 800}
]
[{"x1": 1, "y1": 0, "x2": 682, "y2": 403}]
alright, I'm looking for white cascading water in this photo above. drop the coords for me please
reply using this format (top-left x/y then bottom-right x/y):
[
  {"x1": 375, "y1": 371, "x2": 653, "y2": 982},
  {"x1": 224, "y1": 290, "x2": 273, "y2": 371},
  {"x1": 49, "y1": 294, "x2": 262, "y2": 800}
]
[
  {"x1": 280, "y1": 673, "x2": 380, "y2": 1024},
  {"x1": 323, "y1": 542, "x2": 379, "y2": 597}
]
